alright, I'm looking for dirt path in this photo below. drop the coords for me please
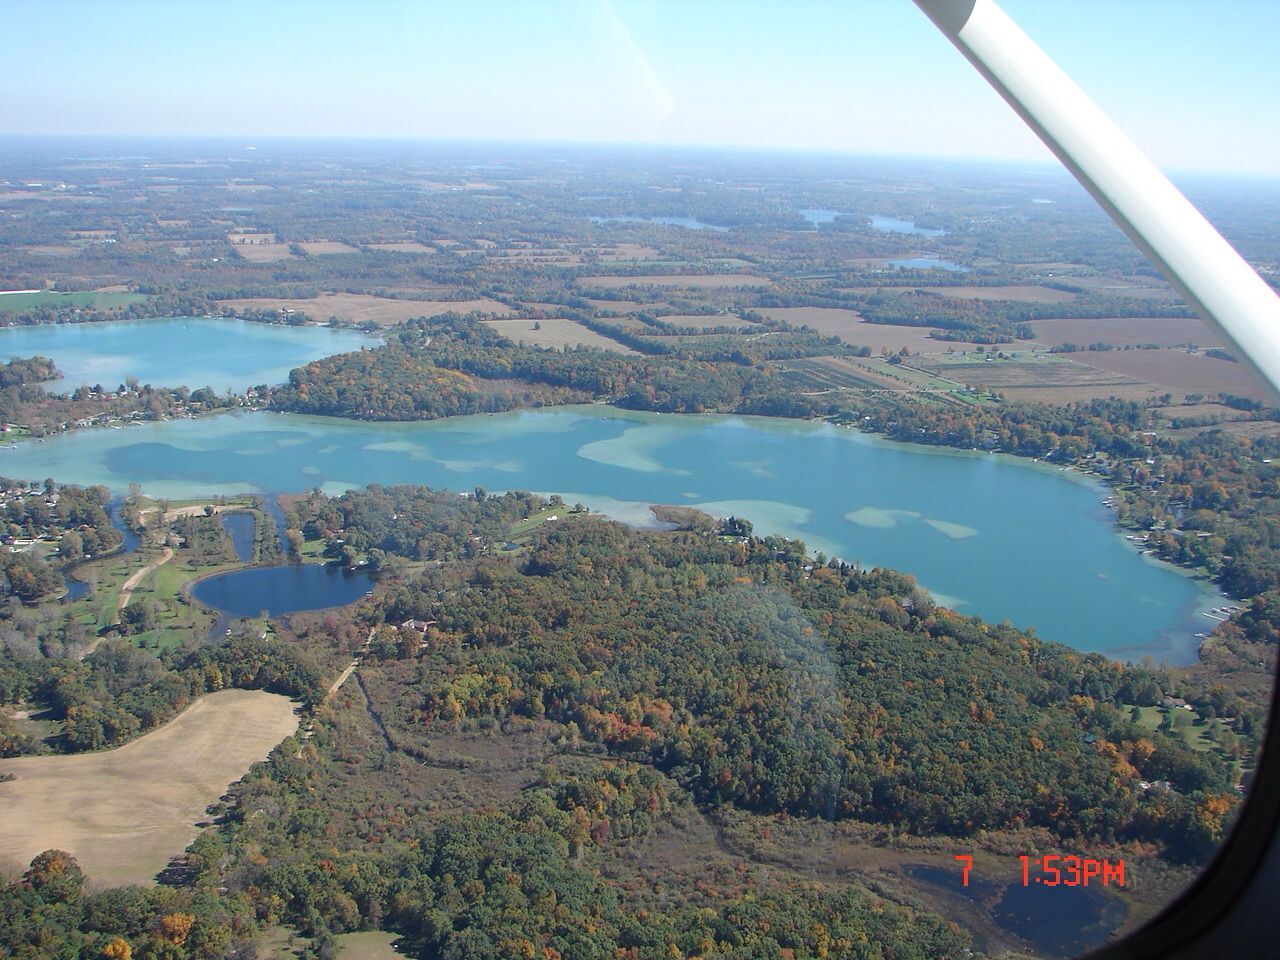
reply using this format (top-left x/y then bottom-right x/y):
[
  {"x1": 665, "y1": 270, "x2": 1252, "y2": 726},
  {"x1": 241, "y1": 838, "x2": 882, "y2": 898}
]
[
  {"x1": 139, "y1": 504, "x2": 226, "y2": 526},
  {"x1": 118, "y1": 547, "x2": 175, "y2": 613},
  {"x1": 324, "y1": 628, "x2": 375, "y2": 700}
]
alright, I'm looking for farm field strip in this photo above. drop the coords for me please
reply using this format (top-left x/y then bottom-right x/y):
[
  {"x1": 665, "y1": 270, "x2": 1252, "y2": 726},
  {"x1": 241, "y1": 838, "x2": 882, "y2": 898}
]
[
  {"x1": 480, "y1": 317, "x2": 638, "y2": 353},
  {"x1": 221, "y1": 293, "x2": 514, "y2": 325},
  {"x1": 0, "y1": 690, "x2": 299, "y2": 886}
]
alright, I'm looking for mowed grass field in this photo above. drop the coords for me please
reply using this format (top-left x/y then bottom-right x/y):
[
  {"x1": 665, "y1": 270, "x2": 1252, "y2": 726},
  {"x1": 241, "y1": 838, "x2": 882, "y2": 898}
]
[
  {"x1": 222, "y1": 292, "x2": 514, "y2": 325},
  {"x1": 0, "y1": 289, "x2": 146, "y2": 313},
  {"x1": 481, "y1": 317, "x2": 637, "y2": 353},
  {"x1": 297, "y1": 241, "x2": 360, "y2": 256},
  {"x1": 1027, "y1": 316, "x2": 1226, "y2": 348},
  {"x1": 580, "y1": 273, "x2": 774, "y2": 290},
  {"x1": 659, "y1": 314, "x2": 757, "y2": 329},
  {"x1": 230, "y1": 243, "x2": 299, "y2": 263},
  {"x1": 0, "y1": 690, "x2": 299, "y2": 885}
]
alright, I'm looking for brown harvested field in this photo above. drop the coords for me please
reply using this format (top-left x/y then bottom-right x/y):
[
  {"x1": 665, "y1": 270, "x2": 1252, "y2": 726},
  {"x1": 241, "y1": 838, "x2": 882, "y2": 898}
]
[
  {"x1": 586, "y1": 298, "x2": 664, "y2": 314},
  {"x1": 999, "y1": 383, "x2": 1167, "y2": 404},
  {"x1": 660, "y1": 314, "x2": 757, "y2": 329},
  {"x1": 1027, "y1": 316, "x2": 1225, "y2": 348},
  {"x1": 1164, "y1": 419, "x2": 1280, "y2": 440},
  {"x1": 222, "y1": 293, "x2": 514, "y2": 325},
  {"x1": 914, "y1": 356, "x2": 1141, "y2": 390},
  {"x1": 481, "y1": 317, "x2": 637, "y2": 353},
  {"x1": 0, "y1": 690, "x2": 299, "y2": 885},
  {"x1": 580, "y1": 273, "x2": 774, "y2": 290},
  {"x1": 758, "y1": 307, "x2": 961, "y2": 352},
  {"x1": 298, "y1": 241, "x2": 360, "y2": 256},
  {"x1": 1072, "y1": 349, "x2": 1269, "y2": 401},
  {"x1": 365, "y1": 241, "x2": 434, "y2": 254},
  {"x1": 919, "y1": 284, "x2": 1077, "y2": 303},
  {"x1": 231, "y1": 243, "x2": 298, "y2": 263}
]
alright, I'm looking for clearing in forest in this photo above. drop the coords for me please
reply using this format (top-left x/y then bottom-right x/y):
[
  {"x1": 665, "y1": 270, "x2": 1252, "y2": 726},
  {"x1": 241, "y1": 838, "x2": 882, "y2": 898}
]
[{"x1": 0, "y1": 690, "x2": 299, "y2": 885}]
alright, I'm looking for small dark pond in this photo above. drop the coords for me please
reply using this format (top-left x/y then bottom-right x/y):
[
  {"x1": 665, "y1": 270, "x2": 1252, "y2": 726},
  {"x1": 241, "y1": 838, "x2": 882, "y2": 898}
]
[
  {"x1": 906, "y1": 863, "x2": 1127, "y2": 958},
  {"x1": 191, "y1": 563, "x2": 374, "y2": 617},
  {"x1": 62, "y1": 573, "x2": 90, "y2": 602}
]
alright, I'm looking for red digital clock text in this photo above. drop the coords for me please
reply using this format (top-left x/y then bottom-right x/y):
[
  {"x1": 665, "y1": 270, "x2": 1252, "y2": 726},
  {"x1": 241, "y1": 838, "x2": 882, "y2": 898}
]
[{"x1": 1020, "y1": 855, "x2": 1125, "y2": 887}]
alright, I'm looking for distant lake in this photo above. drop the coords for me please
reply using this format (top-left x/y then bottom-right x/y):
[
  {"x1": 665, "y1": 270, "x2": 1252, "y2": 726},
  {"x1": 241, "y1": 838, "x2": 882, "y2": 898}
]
[
  {"x1": 799, "y1": 208, "x2": 846, "y2": 225},
  {"x1": 0, "y1": 317, "x2": 373, "y2": 393},
  {"x1": 889, "y1": 257, "x2": 970, "y2": 273},
  {"x1": 0, "y1": 407, "x2": 1218, "y2": 663},
  {"x1": 590, "y1": 215, "x2": 730, "y2": 232},
  {"x1": 871, "y1": 214, "x2": 947, "y2": 237},
  {"x1": 192, "y1": 563, "x2": 373, "y2": 617}
]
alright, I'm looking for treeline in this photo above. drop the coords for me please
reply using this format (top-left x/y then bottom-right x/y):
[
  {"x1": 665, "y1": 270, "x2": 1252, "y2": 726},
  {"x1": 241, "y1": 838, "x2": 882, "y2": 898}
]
[
  {"x1": 0, "y1": 482, "x2": 122, "y2": 603},
  {"x1": 0, "y1": 630, "x2": 331, "y2": 756},
  {"x1": 0, "y1": 355, "x2": 58, "y2": 388},
  {"x1": 270, "y1": 314, "x2": 845, "y2": 420},
  {"x1": 293, "y1": 486, "x2": 1237, "y2": 863},
  {"x1": 0, "y1": 290, "x2": 210, "y2": 327},
  {"x1": 0, "y1": 758, "x2": 971, "y2": 960}
]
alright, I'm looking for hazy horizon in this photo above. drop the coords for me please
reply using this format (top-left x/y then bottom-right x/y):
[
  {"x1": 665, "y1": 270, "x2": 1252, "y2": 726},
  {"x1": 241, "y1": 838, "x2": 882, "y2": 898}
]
[{"x1": 2, "y1": 1, "x2": 1277, "y2": 178}]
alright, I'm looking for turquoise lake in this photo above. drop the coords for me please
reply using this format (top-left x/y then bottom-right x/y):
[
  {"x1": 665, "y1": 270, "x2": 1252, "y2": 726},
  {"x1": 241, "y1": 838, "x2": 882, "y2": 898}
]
[
  {"x1": 0, "y1": 406, "x2": 1217, "y2": 662},
  {"x1": 0, "y1": 317, "x2": 374, "y2": 393}
]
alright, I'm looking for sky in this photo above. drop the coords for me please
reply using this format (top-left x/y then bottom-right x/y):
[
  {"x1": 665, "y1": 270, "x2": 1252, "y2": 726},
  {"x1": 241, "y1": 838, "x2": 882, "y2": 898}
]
[{"x1": 2, "y1": 0, "x2": 1277, "y2": 177}]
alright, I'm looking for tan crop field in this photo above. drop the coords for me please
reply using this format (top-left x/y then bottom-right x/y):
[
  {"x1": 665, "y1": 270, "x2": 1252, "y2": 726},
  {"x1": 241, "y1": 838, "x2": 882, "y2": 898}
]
[
  {"x1": 226, "y1": 231, "x2": 277, "y2": 244},
  {"x1": 481, "y1": 317, "x2": 637, "y2": 353},
  {"x1": 230, "y1": 243, "x2": 298, "y2": 263},
  {"x1": 758, "y1": 307, "x2": 962, "y2": 352},
  {"x1": 586, "y1": 298, "x2": 664, "y2": 314},
  {"x1": 597, "y1": 243, "x2": 661, "y2": 260},
  {"x1": 0, "y1": 690, "x2": 299, "y2": 885},
  {"x1": 1027, "y1": 316, "x2": 1225, "y2": 348},
  {"x1": 997, "y1": 383, "x2": 1166, "y2": 404},
  {"x1": 660, "y1": 314, "x2": 757, "y2": 329},
  {"x1": 297, "y1": 241, "x2": 360, "y2": 256},
  {"x1": 915, "y1": 355, "x2": 1140, "y2": 390},
  {"x1": 365, "y1": 241, "x2": 435, "y2": 254},
  {"x1": 580, "y1": 273, "x2": 774, "y2": 290},
  {"x1": 920, "y1": 284, "x2": 1077, "y2": 303},
  {"x1": 1072, "y1": 348, "x2": 1268, "y2": 401},
  {"x1": 222, "y1": 293, "x2": 514, "y2": 325}
]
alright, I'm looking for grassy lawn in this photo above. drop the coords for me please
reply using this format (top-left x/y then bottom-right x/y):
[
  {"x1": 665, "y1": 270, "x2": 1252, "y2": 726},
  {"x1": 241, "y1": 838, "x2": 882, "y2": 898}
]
[
  {"x1": 507, "y1": 504, "x2": 577, "y2": 540},
  {"x1": 1129, "y1": 704, "x2": 1221, "y2": 754},
  {"x1": 0, "y1": 290, "x2": 146, "y2": 313},
  {"x1": 257, "y1": 928, "x2": 406, "y2": 960},
  {"x1": 55, "y1": 520, "x2": 244, "y2": 651},
  {"x1": 297, "y1": 535, "x2": 328, "y2": 562}
]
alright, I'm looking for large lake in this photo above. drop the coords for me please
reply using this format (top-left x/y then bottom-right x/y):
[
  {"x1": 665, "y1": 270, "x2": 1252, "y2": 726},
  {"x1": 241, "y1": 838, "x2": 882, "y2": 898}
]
[
  {"x1": 0, "y1": 407, "x2": 1216, "y2": 662},
  {"x1": 0, "y1": 317, "x2": 373, "y2": 393}
]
